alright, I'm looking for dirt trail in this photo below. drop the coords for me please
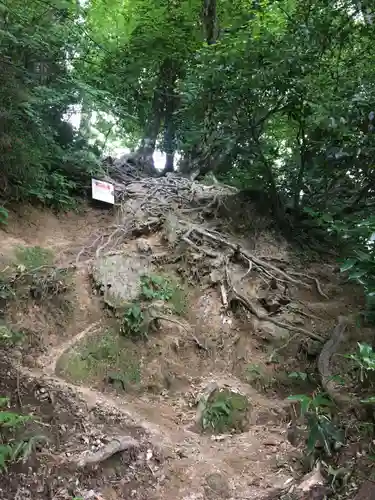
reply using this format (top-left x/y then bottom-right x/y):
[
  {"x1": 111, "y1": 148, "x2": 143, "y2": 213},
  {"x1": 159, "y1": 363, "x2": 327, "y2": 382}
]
[
  {"x1": 0, "y1": 201, "x2": 367, "y2": 500},
  {"x1": 24, "y1": 320, "x2": 293, "y2": 499}
]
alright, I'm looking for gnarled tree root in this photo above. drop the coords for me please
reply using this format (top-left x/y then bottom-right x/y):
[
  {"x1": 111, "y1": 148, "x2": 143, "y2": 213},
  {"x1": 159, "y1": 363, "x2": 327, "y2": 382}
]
[
  {"x1": 317, "y1": 317, "x2": 349, "y2": 405},
  {"x1": 228, "y1": 288, "x2": 324, "y2": 342},
  {"x1": 70, "y1": 436, "x2": 139, "y2": 468}
]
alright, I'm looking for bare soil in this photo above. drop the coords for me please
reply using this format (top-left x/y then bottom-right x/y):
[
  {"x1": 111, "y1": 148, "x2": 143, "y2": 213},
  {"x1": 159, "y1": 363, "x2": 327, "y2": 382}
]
[{"x1": 0, "y1": 201, "x2": 372, "y2": 500}]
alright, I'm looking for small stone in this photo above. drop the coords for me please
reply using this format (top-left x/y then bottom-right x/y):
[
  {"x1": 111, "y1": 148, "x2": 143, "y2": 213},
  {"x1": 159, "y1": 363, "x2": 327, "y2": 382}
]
[
  {"x1": 136, "y1": 238, "x2": 152, "y2": 254},
  {"x1": 306, "y1": 340, "x2": 323, "y2": 356},
  {"x1": 13, "y1": 350, "x2": 22, "y2": 360},
  {"x1": 205, "y1": 473, "x2": 231, "y2": 499},
  {"x1": 210, "y1": 434, "x2": 231, "y2": 442},
  {"x1": 259, "y1": 322, "x2": 290, "y2": 341},
  {"x1": 295, "y1": 467, "x2": 327, "y2": 499}
]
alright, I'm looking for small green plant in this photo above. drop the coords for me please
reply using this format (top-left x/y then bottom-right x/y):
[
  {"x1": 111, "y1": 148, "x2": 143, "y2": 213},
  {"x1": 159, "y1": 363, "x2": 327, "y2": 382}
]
[
  {"x1": 345, "y1": 342, "x2": 375, "y2": 383},
  {"x1": 245, "y1": 363, "x2": 275, "y2": 389},
  {"x1": 287, "y1": 392, "x2": 343, "y2": 457},
  {"x1": 0, "y1": 207, "x2": 8, "y2": 225},
  {"x1": 15, "y1": 245, "x2": 54, "y2": 270},
  {"x1": 0, "y1": 325, "x2": 24, "y2": 346},
  {"x1": 58, "y1": 329, "x2": 141, "y2": 391},
  {"x1": 120, "y1": 303, "x2": 146, "y2": 339},
  {"x1": 245, "y1": 363, "x2": 263, "y2": 383},
  {"x1": 0, "y1": 397, "x2": 40, "y2": 471},
  {"x1": 140, "y1": 274, "x2": 174, "y2": 302},
  {"x1": 202, "y1": 389, "x2": 249, "y2": 434},
  {"x1": 0, "y1": 274, "x2": 14, "y2": 302}
]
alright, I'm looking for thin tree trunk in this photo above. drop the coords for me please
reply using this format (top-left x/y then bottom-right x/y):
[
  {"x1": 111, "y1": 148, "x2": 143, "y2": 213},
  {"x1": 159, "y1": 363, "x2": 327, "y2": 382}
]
[
  {"x1": 139, "y1": 88, "x2": 164, "y2": 162},
  {"x1": 79, "y1": 99, "x2": 91, "y2": 137},
  {"x1": 293, "y1": 120, "x2": 306, "y2": 215},
  {"x1": 202, "y1": 0, "x2": 218, "y2": 45}
]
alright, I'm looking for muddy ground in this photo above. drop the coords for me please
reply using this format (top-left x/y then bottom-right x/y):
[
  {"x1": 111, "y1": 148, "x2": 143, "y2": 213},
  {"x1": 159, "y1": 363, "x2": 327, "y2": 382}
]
[{"x1": 0, "y1": 200, "x2": 373, "y2": 500}]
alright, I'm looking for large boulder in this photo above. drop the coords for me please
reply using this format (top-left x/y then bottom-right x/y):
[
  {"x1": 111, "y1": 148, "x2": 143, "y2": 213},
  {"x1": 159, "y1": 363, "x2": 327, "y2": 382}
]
[{"x1": 91, "y1": 253, "x2": 152, "y2": 306}]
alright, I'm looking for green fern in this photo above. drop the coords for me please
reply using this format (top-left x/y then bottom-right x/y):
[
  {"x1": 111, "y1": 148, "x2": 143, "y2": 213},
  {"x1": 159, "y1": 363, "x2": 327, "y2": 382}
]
[{"x1": 0, "y1": 397, "x2": 43, "y2": 471}]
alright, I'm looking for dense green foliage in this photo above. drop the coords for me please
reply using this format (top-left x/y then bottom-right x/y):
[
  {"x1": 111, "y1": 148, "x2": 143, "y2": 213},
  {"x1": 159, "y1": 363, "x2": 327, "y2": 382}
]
[
  {"x1": 1, "y1": 0, "x2": 375, "y2": 313},
  {"x1": 0, "y1": 0, "x2": 102, "y2": 210}
]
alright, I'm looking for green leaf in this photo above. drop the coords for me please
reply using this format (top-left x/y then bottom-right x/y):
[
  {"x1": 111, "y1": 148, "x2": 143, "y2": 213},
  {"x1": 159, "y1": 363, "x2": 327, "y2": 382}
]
[
  {"x1": 312, "y1": 394, "x2": 333, "y2": 408},
  {"x1": 361, "y1": 397, "x2": 375, "y2": 404},
  {"x1": 0, "y1": 398, "x2": 9, "y2": 408},
  {"x1": 340, "y1": 259, "x2": 356, "y2": 272},
  {"x1": 349, "y1": 270, "x2": 367, "y2": 280}
]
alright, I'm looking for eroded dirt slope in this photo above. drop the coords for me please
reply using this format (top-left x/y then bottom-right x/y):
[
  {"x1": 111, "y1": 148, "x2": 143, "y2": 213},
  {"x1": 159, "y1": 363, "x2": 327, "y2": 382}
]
[{"x1": 0, "y1": 191, "x2": 370, "y2": 500}]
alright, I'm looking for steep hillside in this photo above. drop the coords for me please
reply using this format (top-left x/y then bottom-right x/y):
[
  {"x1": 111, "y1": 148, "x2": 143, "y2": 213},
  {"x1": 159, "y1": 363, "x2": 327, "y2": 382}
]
[{"x1": 0, "y1": 178, "x2": 372, "y2": 500}]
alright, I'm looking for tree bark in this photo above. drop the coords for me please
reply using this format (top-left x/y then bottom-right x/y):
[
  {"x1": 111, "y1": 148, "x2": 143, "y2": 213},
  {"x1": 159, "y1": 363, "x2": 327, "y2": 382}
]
[
  {"x1": 192, "y1": 0, "x2": 218, "y2": 179},
  {"x1": 202, "y1": 0, "x2": 218, "y2": 45},
  {"x1": 161, "y1": 59, "x2": 179, "y2": 174},
  {"x1": 293, "y1": 119, "x2": 306, "y2": 215},
  {"x1": 138, "y1": 62, "x2": 167, "y2": 167}
]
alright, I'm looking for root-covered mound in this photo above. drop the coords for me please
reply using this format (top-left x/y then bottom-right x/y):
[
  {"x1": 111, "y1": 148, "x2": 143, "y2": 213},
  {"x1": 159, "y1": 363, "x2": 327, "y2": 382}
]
[{"x1": 80, "y1": 170, "x2": 329, "y2": 346}]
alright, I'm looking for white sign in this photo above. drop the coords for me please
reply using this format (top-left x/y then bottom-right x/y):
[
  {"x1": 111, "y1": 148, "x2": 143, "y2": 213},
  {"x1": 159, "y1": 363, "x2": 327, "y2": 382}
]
[{"x1": 91, "y1": 179, "x2": 115, "y2": 205}]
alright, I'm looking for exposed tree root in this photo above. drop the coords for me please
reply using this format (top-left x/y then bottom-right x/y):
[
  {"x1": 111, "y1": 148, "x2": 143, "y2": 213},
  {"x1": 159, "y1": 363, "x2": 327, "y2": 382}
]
[
  {"x1": 187, "y1": 225, "x2": 312, "y2": 289},
  {"x1": 85, "y1": 172, "x2": 333, "y2": 350},
  {"x1": 267, "y1": 333, "x2": 300, "y2": 363},
  {"x1": 288, "y1": 271, "x2": 329, "y2": 299},
  {"x1": 70, "y1": 436, "x2": 139, "y2": 468},
  {"x1": 317, "y1": 317, "x2": 349, "y2": 404},
  {"x1": 227, "y1": 288, "x2": 324, "y2": 342},
  {"x1": 223, "y1": 259, "x2": 325, "y2": 342},
  {"x1": 153, "y1": 315, "x2": 208, "y2": 351},
  {"x1": 76, "y1": 234, "x2": 103, "y2": 264}
]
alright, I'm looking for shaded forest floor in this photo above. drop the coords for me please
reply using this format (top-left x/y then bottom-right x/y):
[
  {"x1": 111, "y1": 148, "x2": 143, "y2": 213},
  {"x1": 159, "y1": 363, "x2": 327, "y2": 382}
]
[{"x1": 0, "y1": 188, "x2": 373, "y2": 500}]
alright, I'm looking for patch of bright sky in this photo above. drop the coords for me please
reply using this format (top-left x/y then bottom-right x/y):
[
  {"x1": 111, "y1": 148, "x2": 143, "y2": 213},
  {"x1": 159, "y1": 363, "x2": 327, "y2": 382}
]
[{"x1": 65, "y1": 106, "x2": 167, "y2": 170}]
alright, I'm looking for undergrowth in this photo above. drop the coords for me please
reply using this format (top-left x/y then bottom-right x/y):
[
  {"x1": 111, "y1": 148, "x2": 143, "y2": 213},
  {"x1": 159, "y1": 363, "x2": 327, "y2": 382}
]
[
  {"x1": 0, "y1": 207, "x2": 8, "y2": 226},
  {"x1": 0, "y1": 397, "x2": 42, "y2": 471},
  {"x1": 245, "y1": 363, "x2": 276, "y2": 391},
  {"x1": 140, "y1": 273, "x2": 187, "y2": 315},
  {"x1": 15, "y1": 246, "x2": 54, "y2": 270},
  {"x1": 201, "y1": 389, "x2": 249, "y2": 434},
  {"x1": 0, "y1": 245, "x2": 73, "y2": 306},
  {"x1": 0, "y1": 325, "x2": 24, "y2": 347},
  {"x1": 119, "y1": 273, "x2": 187, "y2": 339},
  {"x1": 58, "y1": 328, "x2": 141, "y2": 390},
  {"x1": 286, "y1": 341, "x2": 375, "y2": 483}
]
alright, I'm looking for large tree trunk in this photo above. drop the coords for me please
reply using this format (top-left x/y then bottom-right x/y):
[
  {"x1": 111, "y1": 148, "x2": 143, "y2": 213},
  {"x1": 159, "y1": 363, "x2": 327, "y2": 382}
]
[
  {"x1": 192, "y1": 0, "x2": 218, "y2": 179},
  {"x1": 138, "y1": 61, "x2": 168, "y2": 169},
  {"x1": 161, "y1": 60, "x2": 180, "y2": 175},
  {"x1": 138, "y1": 88, "x2": 164, "y2": 167}
]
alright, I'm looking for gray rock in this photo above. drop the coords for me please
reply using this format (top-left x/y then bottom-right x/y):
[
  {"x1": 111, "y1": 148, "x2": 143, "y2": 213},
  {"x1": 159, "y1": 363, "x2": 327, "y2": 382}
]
[
  {"x1": 136, "y1": 238, "x2": 152, "y2": 254},
  {"x1": 259, "y1": 321, "x2": 290, "y2": 341},
  {"x1": 92, "y1": 253, "x2": 152, "y2": 305},
  {"x1": 205, "y1": 473, "x2": 231, "y2": 499}
]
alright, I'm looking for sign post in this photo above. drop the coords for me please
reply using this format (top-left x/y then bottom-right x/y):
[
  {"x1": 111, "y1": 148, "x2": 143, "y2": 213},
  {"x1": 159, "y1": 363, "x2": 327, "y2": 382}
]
[{"x1": 91, "y1": 179, "x2": 115, "y2": 205}]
